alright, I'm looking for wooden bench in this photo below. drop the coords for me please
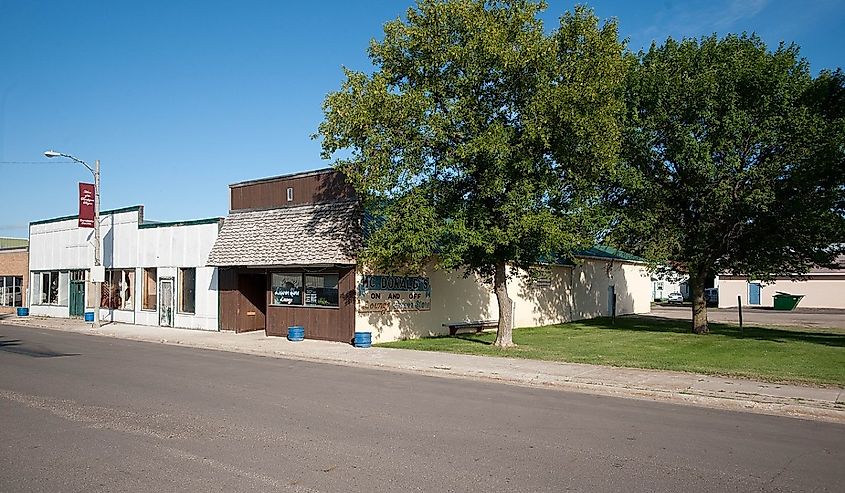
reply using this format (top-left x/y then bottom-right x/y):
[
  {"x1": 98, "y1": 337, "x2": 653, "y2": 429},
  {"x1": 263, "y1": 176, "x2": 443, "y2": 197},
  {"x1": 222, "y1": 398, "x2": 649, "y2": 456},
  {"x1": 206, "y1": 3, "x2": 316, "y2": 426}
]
[{"x1": 443, "y1": 320, "x2": 499, "y2": 336}]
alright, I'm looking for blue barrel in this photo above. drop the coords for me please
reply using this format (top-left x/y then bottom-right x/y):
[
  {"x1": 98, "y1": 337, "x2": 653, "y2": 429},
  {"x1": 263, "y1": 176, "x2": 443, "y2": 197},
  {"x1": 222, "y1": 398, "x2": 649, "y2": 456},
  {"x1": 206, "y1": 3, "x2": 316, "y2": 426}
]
[
  {"x1": 287, "y1": 326, "x2": 305, "y2": 342},
  {"x1": 353, "y1": 331, "x2": 372, "y2": 348},
  {"x1": 84, "y1": 312, "x2": 95, "y2": 322},
  {"x1": 16, "y1": 307, "x2": 29, "y2": 317}
]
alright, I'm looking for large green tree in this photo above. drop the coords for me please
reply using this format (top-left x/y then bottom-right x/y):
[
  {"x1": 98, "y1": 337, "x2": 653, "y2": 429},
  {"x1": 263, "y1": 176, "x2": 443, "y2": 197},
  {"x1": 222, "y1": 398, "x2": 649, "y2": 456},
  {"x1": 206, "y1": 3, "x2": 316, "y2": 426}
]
[
  {"x1": 614, "y1": 35, "x2": 845, "y2": 334},
  {"x1": 318, "y1": 0, "x2": 627, "y2": 346}
]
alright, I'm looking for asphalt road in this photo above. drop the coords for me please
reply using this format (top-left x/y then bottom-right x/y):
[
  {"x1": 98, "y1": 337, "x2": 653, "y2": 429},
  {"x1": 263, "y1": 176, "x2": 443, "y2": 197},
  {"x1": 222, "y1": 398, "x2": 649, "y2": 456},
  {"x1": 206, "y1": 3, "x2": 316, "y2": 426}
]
[
  {"x1": 650, "y1": 304, "x2": 845, "y2": 329},
  {"x1": 1, "y1": 324, "x2": 843, "y2": 492}
]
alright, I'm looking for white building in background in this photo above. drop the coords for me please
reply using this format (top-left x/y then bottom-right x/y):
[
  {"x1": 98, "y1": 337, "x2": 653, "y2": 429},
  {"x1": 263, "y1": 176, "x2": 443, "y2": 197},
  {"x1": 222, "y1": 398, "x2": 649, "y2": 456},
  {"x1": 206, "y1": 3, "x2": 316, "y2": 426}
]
[
  {"x1": 28, "y1": 206, "x2": 222, "y2": 330},
  {"x1": 651, "y1": 266, "x2": 690, "y2": 301}
]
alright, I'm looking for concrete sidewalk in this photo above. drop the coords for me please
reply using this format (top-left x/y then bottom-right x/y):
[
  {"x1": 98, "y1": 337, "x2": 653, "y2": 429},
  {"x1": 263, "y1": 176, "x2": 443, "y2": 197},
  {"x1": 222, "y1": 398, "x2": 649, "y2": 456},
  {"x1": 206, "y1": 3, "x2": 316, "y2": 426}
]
[{"x1": 4, "y1": 314, "x2": 844, "y2": 423}]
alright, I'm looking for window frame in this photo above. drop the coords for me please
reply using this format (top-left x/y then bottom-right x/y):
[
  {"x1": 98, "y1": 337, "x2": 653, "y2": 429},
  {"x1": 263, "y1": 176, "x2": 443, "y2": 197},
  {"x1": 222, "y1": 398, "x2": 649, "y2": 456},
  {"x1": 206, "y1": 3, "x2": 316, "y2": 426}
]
[
  {"x1": 270, "y1": 271, "x2": 340, "y2": 309},
  {"x1": 101, "y1": 268, "x2": 135, "y2": 311},
  {"x1": 178, "y1": 267, "x2": 196, "y2": 314},
  {"x1": 0, "y1": 276, "x2": 23, "y2": 307},
  {"x1": 32, "y1": 270, "x2": 62, "y2": 305},
  {"x1": 142, "y1": 268, "x2": 157, "y2": 311}
]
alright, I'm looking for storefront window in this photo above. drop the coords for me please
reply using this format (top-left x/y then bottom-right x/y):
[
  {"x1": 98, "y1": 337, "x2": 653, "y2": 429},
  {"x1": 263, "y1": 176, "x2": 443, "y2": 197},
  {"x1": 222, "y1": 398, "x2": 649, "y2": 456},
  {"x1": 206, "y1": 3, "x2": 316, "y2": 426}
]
[
  {"x1": 102, "y1": 269, "x2": 135, "y2": 310},
  {"x1": 271, "y1": 273, "x2": 338, "y2": 307},
  {"x1": 0, "y1": 276, "x2": 23, "y2": 307},
  {"x1": 179, "y1": 268, "x2": 196, "y2": 314},
  {"x1": 305, "y1": 274, "x2": 339, "y2": 307},
  {"x1": 35, "y1": 271, "x2": 60, "y2": 305},
  {"x1": 271, "y1": 273, "x2": 302, "y2": 306},
  {"x1": 143, "y1": 268, "x2": 157, "y2": 310}
]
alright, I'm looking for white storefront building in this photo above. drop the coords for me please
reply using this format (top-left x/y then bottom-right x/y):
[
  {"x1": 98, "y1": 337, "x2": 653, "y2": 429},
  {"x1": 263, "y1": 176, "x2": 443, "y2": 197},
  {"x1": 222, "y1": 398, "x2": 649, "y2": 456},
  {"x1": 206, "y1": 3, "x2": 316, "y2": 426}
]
[{"x1": 28, "y1": 206, "x2": 221, "y2": 330}]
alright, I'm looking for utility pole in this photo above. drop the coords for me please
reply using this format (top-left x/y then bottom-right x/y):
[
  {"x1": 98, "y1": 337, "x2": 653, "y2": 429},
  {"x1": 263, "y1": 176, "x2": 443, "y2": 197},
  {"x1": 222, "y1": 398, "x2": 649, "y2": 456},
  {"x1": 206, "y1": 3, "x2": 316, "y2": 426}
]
[{"x1": 44, "y1": 151, "x2": 101, "y2": 328}]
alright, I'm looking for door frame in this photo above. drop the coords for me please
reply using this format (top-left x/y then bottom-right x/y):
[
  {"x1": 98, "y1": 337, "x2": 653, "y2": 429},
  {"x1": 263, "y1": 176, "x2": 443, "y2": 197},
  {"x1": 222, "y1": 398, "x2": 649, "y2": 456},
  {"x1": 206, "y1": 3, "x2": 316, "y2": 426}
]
[
  {"x1": 69, "y1": 280, "x2": 85, "y2": 318},
  {"x1": 607, "y1": 285, "x2": 616, "y2": 316},
  {"x1": 159, "y1": 277, "x2": 175, "y2": 327},
  {"x1": 748, "y1": 282, "x2": 762, "y2": 306}
]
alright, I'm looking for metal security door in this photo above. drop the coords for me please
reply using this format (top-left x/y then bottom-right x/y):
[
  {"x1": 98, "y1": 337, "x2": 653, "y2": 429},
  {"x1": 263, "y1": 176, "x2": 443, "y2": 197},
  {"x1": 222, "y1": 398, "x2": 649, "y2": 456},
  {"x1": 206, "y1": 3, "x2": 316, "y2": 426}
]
[
  {"x1": 69, "y1": 281, "x2": 85, "y2": 318},
  {"x1": 159, "y1": 278, "x2": 174, "y2": 327},
  {"x1": 748, "y1": 283, "x2": 761, "y2": 305}
]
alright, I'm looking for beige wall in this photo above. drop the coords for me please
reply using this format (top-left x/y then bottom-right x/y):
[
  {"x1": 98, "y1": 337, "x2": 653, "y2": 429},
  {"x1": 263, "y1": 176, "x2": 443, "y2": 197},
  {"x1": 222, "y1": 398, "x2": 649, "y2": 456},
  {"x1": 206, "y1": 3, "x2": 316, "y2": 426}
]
[
  {"x1": 357, "y1": 259, "x2": 652, "y2": 343},
  {"x1": 718, "y1": 277, "x2": 845, "y2": 309},
  {"x1": 0, "y1": 248, "x2": 29, "y2": 313}
]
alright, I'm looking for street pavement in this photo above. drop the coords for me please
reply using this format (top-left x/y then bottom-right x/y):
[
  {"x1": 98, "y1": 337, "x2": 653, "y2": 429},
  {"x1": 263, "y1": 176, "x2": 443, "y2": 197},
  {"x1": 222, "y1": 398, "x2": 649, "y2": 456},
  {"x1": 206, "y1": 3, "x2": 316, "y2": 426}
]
[
  {"x1": 1, "y1": 323, "x2": 843, "y2": 492},
  {"x1": 2, "y1": 314, "x2": 844, "y2": 424}
]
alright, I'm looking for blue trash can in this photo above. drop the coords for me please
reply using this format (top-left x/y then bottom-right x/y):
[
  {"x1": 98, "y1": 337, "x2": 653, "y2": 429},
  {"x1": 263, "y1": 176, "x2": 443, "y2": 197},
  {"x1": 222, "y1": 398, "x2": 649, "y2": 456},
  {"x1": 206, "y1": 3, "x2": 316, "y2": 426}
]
[
  {"x1": 353, "y1": 331, "x2": 372, "y2": 348},
  {"x1": 16, "y1": 307, "x2": 29, "y2": 317},
  {"x1": 84, "y1": 312, "x2": 95, "y2": 322},
  {"x1": 287, "y1": 325, "x2": 305, "y2": 342}
]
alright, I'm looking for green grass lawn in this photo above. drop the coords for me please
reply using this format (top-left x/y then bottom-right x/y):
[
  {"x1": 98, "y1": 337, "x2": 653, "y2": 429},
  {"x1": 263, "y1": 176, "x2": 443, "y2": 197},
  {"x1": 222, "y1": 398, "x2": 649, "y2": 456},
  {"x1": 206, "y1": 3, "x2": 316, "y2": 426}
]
[{"x1": 376, "y1": 316, "x2": 845, "y2": 387}]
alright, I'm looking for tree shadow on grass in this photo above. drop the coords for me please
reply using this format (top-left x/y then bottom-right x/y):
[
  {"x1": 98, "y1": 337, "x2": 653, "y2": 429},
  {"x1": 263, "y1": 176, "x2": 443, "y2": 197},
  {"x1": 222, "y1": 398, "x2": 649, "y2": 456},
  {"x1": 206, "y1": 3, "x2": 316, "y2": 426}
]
[
  {"x1": 575, "y1": 315, "x2": 845, "y2": 348},
  {"x1": 405, "y1": 333, "x2": 494, "y2": 346}
]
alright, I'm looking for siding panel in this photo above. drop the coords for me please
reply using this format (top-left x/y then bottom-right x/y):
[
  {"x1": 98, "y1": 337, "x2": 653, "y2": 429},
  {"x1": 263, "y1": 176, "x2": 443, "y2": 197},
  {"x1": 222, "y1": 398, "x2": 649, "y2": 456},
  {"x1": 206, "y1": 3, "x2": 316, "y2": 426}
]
[{"x1": 230, "y1": 171, "x2": 356, "y2": 211}]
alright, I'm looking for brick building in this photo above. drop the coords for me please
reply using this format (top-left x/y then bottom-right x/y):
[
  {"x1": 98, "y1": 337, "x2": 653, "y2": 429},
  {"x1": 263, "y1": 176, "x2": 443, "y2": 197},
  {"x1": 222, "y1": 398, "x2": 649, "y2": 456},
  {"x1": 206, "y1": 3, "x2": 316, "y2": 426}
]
[{"x1": 0, "y1": 237, "x2": 28, "y2": 314}]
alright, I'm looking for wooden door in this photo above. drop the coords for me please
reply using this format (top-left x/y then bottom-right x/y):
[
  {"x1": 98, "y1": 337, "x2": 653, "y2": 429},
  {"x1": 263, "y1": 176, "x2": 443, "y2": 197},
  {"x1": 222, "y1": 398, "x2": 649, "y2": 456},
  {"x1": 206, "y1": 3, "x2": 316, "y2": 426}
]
[
  {"x1": 237, "y1": 273, "x2": 266, "y2": 332},
  {"x1": 159, "y1": 278, "x2": 174, "y2": 327},
  {"x1": 69, "y1": 281, "x2": 85, "y2": 318}
]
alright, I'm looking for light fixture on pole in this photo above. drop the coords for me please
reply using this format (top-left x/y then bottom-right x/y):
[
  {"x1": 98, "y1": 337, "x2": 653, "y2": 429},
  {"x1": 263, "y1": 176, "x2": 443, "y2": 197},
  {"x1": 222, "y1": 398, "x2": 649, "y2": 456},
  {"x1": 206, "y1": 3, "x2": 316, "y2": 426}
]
[{"x1": 44, "y1": 150, "x2": 101, "y2": 328}]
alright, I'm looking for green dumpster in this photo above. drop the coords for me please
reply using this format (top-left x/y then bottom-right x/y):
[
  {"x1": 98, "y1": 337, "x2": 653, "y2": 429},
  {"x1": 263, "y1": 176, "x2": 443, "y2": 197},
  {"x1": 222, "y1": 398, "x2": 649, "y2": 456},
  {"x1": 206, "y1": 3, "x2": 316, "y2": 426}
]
[{"x1": 773, "y1": 292, "x2": 804, "y2": 310}]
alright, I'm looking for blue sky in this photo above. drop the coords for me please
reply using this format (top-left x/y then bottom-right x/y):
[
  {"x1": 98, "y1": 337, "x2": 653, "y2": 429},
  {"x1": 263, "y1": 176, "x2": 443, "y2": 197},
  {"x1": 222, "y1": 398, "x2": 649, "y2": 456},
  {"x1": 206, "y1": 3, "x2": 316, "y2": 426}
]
[{"x1": 1, "y1": 0, "x2": 843, "y2": 238}]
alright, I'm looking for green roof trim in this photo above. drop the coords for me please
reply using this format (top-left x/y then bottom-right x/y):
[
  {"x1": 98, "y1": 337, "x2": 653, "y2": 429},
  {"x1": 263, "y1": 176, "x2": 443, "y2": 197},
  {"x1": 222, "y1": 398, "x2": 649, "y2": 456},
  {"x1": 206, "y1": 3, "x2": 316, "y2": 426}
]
[
  {"x1": 573, "y1": 245, "x2": 645, "y2": 263},
  {"x1": 139, "y1": 217, "x2": 223, "y2": 229},
  {"x1": 30, "y1": 206, "x2": 143, "y2": 226},
  {"x1": 0, "y1": 237, "x2": 29, "y2": 249}
]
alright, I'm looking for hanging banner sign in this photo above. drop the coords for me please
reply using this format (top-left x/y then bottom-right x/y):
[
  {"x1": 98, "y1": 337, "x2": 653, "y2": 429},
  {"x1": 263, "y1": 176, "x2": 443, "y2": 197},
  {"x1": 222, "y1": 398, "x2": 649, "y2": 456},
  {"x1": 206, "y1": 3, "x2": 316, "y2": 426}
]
[
  {"x1": 78, "y1": 183, "x2": 95, "y2": 228},
  {"x1": 358, "y1": 275, "x2": 431, "y2": 313}
]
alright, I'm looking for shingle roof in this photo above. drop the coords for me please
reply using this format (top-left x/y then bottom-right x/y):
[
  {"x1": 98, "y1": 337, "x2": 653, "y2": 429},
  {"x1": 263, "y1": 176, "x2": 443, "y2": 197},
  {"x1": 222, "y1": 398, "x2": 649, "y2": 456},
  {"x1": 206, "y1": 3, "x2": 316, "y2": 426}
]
[{"x1": 206, "y1": 201, "x2": 360, "y2": 267}]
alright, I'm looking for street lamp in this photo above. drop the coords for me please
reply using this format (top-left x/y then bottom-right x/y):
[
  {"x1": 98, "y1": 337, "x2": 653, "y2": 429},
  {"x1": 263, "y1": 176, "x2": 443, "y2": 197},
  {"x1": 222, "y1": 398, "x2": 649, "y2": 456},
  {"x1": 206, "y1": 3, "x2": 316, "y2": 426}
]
[{"x1": 44, "y1": 150, "x2": 101, "y2": 328}]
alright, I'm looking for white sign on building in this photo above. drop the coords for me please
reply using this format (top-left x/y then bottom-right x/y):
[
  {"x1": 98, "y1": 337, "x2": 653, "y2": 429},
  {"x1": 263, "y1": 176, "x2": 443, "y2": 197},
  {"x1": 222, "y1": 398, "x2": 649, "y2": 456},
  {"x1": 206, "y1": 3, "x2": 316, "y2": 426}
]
[{"x1": 358, "y1": 275, "x2": 431, "y2": 313}]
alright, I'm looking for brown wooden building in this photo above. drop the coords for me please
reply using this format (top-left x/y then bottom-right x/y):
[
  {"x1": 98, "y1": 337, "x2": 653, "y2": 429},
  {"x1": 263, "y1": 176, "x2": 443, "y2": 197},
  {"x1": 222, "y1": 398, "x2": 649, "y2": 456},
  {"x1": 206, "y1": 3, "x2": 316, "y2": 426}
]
[{"x1": 207, "y1": 169, "x2": 362, "y2": 342}]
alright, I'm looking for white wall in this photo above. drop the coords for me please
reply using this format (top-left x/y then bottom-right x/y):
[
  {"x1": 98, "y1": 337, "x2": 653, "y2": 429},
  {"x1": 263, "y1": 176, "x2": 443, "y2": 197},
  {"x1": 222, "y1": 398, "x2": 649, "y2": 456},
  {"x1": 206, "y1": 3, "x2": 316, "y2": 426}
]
[
  {"x1": 357, "y1": 258, "x2": 652, "y2": 343},
  {"x1": 28, "y1": 208, "x2": 220, "y2": 330}
]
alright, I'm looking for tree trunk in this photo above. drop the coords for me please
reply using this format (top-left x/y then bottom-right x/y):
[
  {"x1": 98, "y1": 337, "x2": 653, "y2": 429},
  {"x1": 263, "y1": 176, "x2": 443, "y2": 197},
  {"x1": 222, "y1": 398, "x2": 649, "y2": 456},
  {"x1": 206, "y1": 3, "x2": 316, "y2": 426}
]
[
  {"x1": 689, "y1": 271, "x2": 709, "y2": 334},
  {"x1": 493, "y1": 260, "x2": 516, "y2": 348}
]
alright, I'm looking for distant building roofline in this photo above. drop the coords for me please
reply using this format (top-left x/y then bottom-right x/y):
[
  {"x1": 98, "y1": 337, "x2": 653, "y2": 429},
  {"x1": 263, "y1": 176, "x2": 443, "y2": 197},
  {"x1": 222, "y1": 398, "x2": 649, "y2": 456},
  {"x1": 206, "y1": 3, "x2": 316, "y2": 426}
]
[{"x1": 229, "y1": 167, "x2": 337, "y2": 189}]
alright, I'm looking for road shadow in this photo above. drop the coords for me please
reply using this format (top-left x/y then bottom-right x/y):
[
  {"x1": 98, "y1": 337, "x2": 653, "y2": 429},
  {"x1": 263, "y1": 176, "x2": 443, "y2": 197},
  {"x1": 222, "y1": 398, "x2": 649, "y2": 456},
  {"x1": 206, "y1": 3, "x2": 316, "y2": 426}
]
[{"x1": 0, "y1": 334, "x2": 80, "y2": 358}]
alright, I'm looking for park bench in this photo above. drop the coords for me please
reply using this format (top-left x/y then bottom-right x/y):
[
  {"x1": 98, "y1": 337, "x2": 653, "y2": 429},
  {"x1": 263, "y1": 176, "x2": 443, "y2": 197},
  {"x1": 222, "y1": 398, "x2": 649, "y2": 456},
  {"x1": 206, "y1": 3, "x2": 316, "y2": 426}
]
[{"x1": 443, "y1": 319, "x2": 499, "y2": 336}]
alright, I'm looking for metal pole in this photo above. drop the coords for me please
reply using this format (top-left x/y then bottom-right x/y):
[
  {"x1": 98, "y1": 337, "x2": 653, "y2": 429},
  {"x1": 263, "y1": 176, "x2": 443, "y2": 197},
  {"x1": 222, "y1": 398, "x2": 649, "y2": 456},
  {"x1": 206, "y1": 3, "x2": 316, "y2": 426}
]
[
  {"x1": 93, "y1": 159, "x2": 101, "y2": 328},
  {"x1": 612, "y1": 293, "x2": 617, "y2": 325},
  {"x1": 737, "y1": 295, "x2": 743, "y2": 335}
]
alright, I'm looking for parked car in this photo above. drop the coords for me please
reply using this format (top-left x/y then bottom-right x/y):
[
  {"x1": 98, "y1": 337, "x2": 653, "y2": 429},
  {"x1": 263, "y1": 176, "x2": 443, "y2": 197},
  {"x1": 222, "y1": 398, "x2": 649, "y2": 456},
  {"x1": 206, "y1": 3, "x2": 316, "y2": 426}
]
[
  {"x1": 667, "y1": 292, "x2": 684, "y2": 303},
  {"x1": 704, "y1": 288, "x2": 719, "y2": 307}
]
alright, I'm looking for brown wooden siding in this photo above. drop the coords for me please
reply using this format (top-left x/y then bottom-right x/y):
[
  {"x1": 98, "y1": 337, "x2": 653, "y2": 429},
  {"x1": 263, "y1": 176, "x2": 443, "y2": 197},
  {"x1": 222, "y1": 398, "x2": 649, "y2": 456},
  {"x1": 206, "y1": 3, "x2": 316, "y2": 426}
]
[
  {"x1": 265, "y1": 267, "x2": 356, "y2": 342},
  {"x1": 218, "y1": 268, "x2": 267, "y2": 333},
  {"x1": 218, "y1": 268, "x2": 238, "y2": 331},
  {"x1": 230, "y1": 170, "x2": 356, "y2": 211}
]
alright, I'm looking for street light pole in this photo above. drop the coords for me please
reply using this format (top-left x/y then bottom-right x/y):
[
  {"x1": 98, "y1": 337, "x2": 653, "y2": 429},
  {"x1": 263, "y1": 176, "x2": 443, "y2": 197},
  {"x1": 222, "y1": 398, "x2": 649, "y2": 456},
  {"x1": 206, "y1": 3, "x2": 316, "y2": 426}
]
[
  {"x1": 93, "y1": 159, "x2": 101, "y2": 328},
  {"x1": 44, "y1": 150, "x2": 101, "y2": 328}
]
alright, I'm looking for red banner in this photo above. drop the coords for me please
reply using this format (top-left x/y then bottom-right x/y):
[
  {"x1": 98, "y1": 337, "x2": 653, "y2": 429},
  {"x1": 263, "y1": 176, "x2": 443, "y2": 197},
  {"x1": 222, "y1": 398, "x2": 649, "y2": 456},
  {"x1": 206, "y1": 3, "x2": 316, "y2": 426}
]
[{"x1": 78, "y1": 183, "x2": 95, "y2": 228}]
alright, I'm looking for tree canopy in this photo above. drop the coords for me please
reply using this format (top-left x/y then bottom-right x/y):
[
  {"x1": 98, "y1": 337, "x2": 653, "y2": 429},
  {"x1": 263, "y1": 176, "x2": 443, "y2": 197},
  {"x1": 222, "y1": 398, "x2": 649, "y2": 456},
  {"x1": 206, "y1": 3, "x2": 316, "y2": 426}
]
[
  {"x1": 318, "y1": 0, "x2": 627, "y2": 346},
  {"x1": 613, "y1": 34, "x2": 845, "y2": 333}
]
